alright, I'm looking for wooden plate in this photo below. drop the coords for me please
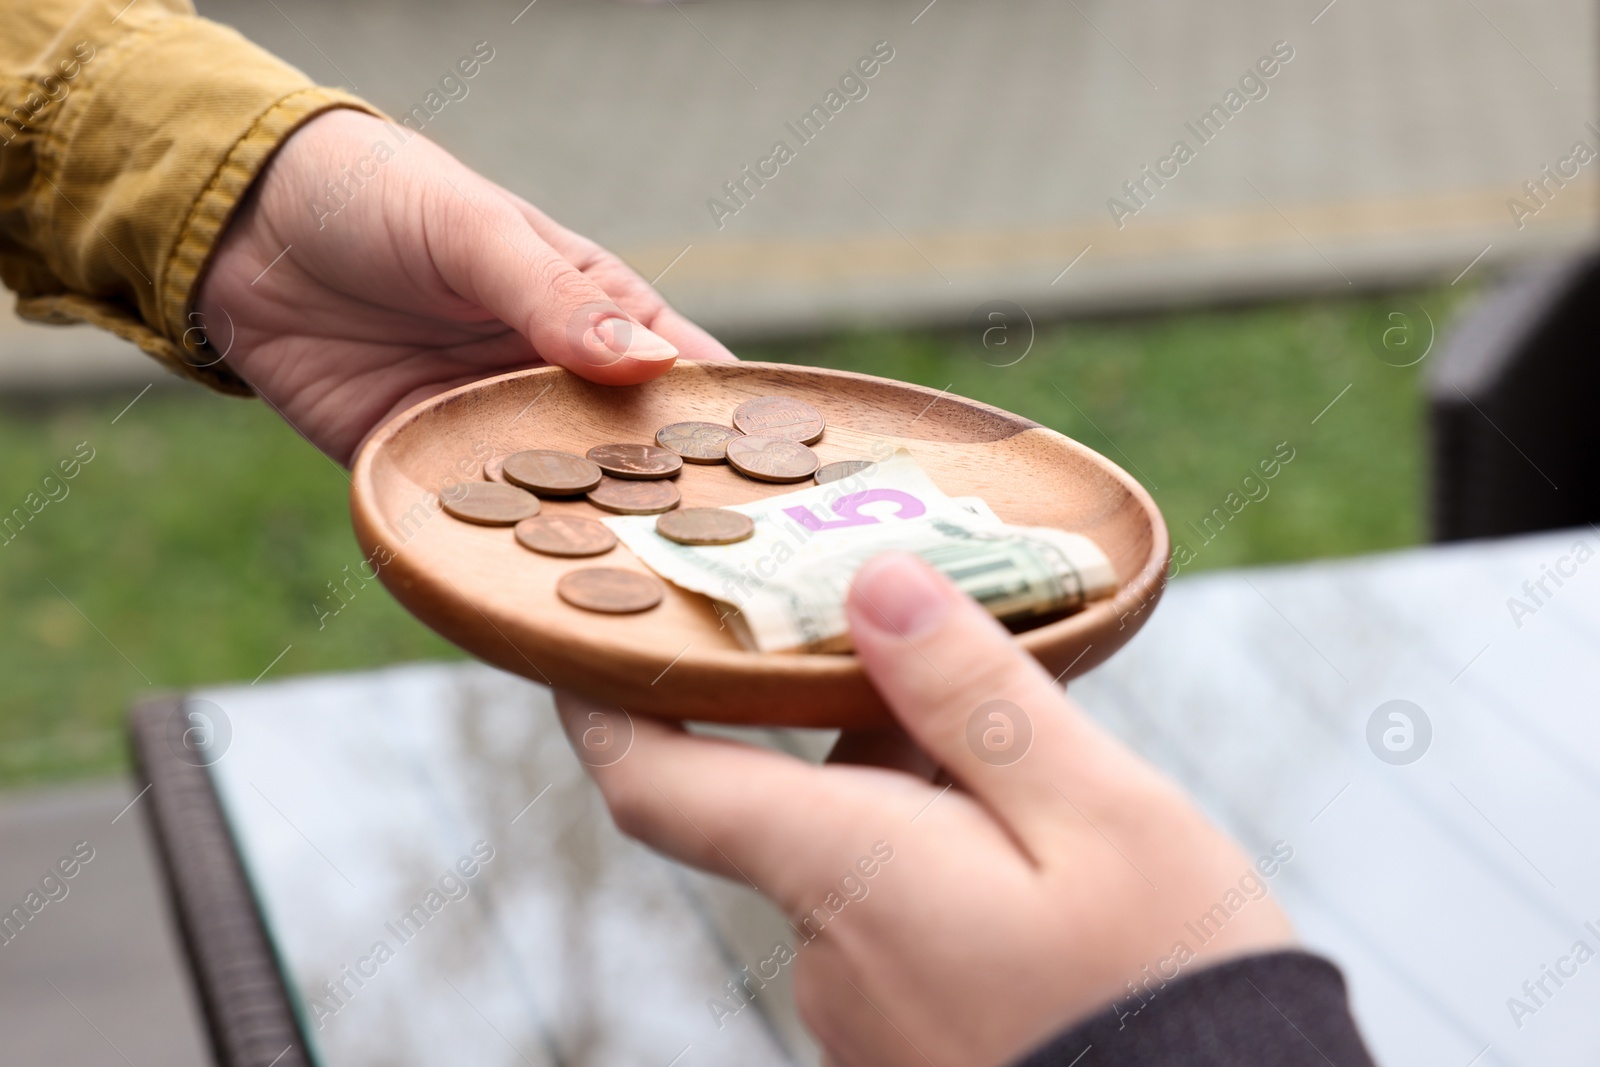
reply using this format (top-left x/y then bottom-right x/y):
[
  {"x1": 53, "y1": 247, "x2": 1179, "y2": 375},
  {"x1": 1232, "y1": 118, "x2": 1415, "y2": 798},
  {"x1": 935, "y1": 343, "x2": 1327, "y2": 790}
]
[{"x1": 350, "y1": 362, "x2": 1168, "y2": 727}]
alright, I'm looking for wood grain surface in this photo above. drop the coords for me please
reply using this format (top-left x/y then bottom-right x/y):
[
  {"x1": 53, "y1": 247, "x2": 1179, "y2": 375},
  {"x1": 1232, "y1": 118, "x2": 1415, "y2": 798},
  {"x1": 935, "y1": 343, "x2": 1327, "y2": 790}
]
[{"x1": 350, "y1": 362, "x2": 1169, "y2": 726}]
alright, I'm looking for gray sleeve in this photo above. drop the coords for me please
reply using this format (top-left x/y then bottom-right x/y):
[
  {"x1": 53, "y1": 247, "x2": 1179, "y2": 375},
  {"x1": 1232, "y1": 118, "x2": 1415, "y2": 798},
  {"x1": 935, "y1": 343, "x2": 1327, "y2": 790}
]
[{"x1": 1011, "y1": 951, "x2": 1378, "y2": 1067}]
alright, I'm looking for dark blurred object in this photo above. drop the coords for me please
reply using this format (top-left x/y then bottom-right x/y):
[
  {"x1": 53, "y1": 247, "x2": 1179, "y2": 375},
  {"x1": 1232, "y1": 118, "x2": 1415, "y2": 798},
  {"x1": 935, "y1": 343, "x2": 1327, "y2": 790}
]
[
  {"x1": 1428, "y1": 249, "x2": 1600, "y2": 540},
  {"x1": 130, "y1": 698, "x2": 311, "y2": 1067}
]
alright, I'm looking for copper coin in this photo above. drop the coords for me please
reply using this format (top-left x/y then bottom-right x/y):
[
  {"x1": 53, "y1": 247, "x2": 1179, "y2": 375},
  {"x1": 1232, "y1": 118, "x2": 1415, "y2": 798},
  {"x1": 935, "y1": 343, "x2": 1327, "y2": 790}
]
[
  {"x1": 815, "y1": 459, "x2": 877, "y2": 485},
  {"x1": 732, "y1": 396, "x2": 825, "y2": 444},
  {"x1": 440, "y1": 481, "x2": 541, "y2": 525},
  {"x1": 515, "y1": 515, "x2": 617, "y2": 557},
  {"x1": 726, "y1": 435, "x2": 821, "y2": 483},
  {"x1": 587, "y1": 477, "x2": 682, "y2": 515},
  {"x1": 585, "y1": 443, "x2": 683, "y2": 480},
  {"x1": 481, "y1": 453, "x2": 508, "y2": 483},
  {"x1": 655, "y1": 422, "x2": 741, "y2": 464},
  {"x1": 502, "y1": 449, "x2": 603, "y2": 496},
  {"x1": 656, "y1": 507, "x2": 755, "y2": 546},
  {"x1": 557, "y1": 568, "x2": 664, "y2": 614}
]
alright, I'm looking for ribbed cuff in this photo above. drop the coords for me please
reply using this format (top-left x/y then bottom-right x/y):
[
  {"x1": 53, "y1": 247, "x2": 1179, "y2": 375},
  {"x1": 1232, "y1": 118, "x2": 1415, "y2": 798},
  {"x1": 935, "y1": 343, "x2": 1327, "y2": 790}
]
[
  {"x1": 1012, "y1": 951, "x2": 1378, "y2": 1067},
  {"x1": 158, "y1": 84, "x2": 377, "y2": 393}
]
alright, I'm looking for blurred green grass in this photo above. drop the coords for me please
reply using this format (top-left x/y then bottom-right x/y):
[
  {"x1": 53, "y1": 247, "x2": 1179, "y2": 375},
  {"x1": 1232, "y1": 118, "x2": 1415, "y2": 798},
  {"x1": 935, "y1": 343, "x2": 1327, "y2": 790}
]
[{"x1": 0, "y1": 288, "x2": 1469, "y2": 786}]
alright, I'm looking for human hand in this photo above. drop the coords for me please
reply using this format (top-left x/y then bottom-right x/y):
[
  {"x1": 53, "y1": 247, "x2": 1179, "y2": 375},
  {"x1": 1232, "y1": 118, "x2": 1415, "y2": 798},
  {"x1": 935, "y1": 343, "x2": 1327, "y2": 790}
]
[
  {"x1": 556, "y1": 553, "x2": 1295, "y2": 1067},
  {"x1": 195, "y1": 109, "x2": 733, "y2": 464}
]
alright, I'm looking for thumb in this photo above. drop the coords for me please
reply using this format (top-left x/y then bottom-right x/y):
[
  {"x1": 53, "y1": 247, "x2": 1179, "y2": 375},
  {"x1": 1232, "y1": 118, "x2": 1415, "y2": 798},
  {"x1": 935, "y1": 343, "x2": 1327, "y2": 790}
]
[
  {"x1": 845, "y1": 552, "x2": 1126, "y2": 856},
  {"x1": 432, "y1": 180, "x2": 679, "y2": 384}
]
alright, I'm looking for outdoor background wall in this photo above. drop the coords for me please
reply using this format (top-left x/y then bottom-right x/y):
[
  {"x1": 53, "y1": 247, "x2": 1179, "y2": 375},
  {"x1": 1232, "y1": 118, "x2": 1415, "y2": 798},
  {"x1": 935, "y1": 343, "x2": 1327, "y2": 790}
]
[{"x1": 3, "y1": 0, "x2": 1594, "y2": 385}]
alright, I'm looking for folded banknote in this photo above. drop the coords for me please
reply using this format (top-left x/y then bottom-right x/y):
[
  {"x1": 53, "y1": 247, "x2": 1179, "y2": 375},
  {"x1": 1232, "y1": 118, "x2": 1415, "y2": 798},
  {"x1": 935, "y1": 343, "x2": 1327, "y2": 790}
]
[{"x1": 604, "y1": 451, "x2": 1117, "y2": 653}]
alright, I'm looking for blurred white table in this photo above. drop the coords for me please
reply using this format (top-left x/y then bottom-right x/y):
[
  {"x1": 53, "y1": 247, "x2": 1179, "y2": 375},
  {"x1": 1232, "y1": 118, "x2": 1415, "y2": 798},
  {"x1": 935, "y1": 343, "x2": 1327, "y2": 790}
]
[
  {"x1": 1071, "y1": 526, "x2": 1600, "y2": 1067},
  {"x1": 181, "y1": 528, "x2": 1599, "y2": 1067}
]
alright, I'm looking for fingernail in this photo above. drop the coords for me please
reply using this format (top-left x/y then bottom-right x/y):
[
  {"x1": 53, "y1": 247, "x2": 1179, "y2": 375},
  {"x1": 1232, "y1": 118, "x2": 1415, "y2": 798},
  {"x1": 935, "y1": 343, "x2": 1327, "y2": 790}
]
[
  {"x1": 852, "y1": 552, "x2": 950, "y2": 639},
  {"x1": 589, "y1": 315, "x2": 678, "y2": 363}
]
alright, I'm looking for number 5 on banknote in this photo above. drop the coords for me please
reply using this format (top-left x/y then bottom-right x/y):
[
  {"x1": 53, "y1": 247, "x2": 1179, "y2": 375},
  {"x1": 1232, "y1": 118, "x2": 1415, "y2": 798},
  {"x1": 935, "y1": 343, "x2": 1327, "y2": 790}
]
[{"x1": 782, "y1": 489, "x2": 927, "y2": 532}]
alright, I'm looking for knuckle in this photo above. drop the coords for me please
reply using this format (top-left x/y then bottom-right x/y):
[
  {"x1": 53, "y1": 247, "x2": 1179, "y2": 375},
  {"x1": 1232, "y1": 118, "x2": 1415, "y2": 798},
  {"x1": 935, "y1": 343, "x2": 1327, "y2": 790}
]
[
  {"x1": 538, "y1": 260, "x2": 606, "y2": 313},
  {"x1": 600, "y1": 774, "x2": 654, "y2": 841}
]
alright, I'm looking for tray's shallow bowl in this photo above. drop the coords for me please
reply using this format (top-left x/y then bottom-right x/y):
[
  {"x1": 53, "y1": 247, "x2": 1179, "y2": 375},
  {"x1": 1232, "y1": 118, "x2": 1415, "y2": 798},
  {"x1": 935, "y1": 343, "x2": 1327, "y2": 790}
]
[{"x1": 350, "y1": 362, "x2": 1168, "y2": 727}]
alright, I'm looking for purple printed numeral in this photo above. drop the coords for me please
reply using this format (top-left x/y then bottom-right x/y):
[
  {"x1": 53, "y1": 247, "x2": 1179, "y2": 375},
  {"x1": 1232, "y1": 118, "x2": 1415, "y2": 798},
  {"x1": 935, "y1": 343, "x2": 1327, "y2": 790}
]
[{"x1": 784, "y1": 489, "x2": 928, "y2": 532}]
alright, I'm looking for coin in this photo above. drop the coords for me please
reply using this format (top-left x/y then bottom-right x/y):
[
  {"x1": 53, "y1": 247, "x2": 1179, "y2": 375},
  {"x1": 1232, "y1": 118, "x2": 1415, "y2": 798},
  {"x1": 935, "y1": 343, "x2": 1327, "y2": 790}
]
[
  {"x1": 440, "y1": 481, "x2": 542, "y2": 525},
  {"x1": 656, "y1": 507, "x2": 755, "y2": 546},
  {"x1": 726, "y1": 435, "x2": 821, "y2": 483},
  {"x1": 481, "y1": 453, "x2": 508, "y2": 483},
  {"x1": 815, "y1": 459, "x2": 877, "y2": 485},
  {"x1": 515, "y1": 515, "x2": 617, "y2": 557},
  {"x1": 731, "y1": 396, "x2": 825, "y2": 444},
  {"x1": 587, "y1": 477, "x2": 682, "y2": 515},
  {"x1": 502, "y1": 449, "x2": 603, "y2": 496},
  {"x1": 655, "y1": 421, "x2": 741, "y2": 464},
  {"x1": 557, "y1": 568, "x2": 664, "y2": 614},
  {"x1": 585, "y1": 443, "x2": 683, "y2": 480}
]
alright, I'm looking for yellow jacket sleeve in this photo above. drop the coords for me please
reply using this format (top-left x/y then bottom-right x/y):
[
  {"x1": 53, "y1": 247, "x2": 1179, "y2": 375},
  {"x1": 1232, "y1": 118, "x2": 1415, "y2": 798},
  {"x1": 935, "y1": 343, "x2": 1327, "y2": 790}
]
[{"x1": 0, "y1": 0, "x2": 378, "y2": 393}]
